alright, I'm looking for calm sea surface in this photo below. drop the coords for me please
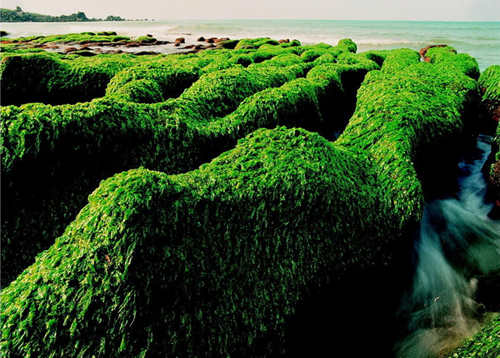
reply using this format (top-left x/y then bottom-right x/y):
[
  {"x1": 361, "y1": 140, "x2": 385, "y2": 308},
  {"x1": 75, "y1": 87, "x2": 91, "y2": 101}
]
[{"x1": 2, "y1": 19, "x2": 499, "y2": 71}]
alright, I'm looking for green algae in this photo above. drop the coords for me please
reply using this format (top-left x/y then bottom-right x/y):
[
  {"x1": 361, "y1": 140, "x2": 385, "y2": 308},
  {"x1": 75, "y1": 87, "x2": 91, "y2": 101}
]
[
  {"x1": 479, "y1": 65, "x2": 500, "y2": 103},
  {"x1": 336, "y1": 48, "x2": 479, "y2": 232},
  {"x1": 1, "y1": 39, "x2": 377, "y2": 286},
  {"x1": 105, "y1": 61, "x2": 201, "y2": 103},
  {"x1": 425, "y1": 45, "x2": 480, "y2": 80},
  {"x1": 8, "y1": 32, "x2": 130, "y2": 44},
  {"x1": 0, "y1": 38, "x2": 493, "y2": 357},
  {"x1": 0, "y1": 52, "x2": 136, "y2": 105},
  {"x1": 1, "y1": 127, "x2": 395, "y2": 357}
]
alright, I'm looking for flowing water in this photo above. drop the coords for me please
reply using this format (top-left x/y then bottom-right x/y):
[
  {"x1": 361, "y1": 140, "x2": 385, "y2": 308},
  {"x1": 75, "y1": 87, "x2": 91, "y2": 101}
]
[{"x1": 396, "y1": 134, "x2": 500, "y2": 358}]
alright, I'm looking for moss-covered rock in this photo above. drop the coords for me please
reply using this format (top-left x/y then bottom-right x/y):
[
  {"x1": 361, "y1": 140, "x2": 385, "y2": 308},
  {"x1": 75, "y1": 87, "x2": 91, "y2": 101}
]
[
  {"x1": 337, "y1": 38, "x2": 357, "y2": 53},
  {"x1": 9, "y1": 32, "x2": 131, "y2": 44},
  {"x1": 0, "y1": 127, "x2": 396, "y2": 357},
  {"x1": 478, "y1": 66, "x2": 500, "y2": 219},
  {"x1": 106, "y1": 62, "x2": 201, "y2": 103},
  {"x1": 479, "y1": 65, "x2": 500, "y2": 129},
  {"x1": 336, "y1": 48, "x2": 479, "y2": 232},
  {"x1": 425, "y1": 45, "x2": 480, "y2": 80},
  {"x1": 1, "y1": 39, "x2": 489, "y2": 357},
  {"x1": 1, "y1": 40, "x2": 377, "y2": 286},
  {"x1": 135, "y1": 36, "x2": 157, "y2": 44},
  {"x1": 0, "y1": 52, "x2": 134, "y2": 105}
]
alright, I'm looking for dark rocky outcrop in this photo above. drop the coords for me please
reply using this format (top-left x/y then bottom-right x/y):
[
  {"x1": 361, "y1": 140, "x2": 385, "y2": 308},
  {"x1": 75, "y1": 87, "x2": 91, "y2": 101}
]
[{"x1": 174, "y1": 37, "x2": 185, "y2": 46}]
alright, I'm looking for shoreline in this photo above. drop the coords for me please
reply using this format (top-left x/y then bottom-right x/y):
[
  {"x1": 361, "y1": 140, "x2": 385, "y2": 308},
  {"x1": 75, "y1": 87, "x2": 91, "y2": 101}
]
[{"x1": 1, "y1": 32, "x2": 295, "y2": 56}]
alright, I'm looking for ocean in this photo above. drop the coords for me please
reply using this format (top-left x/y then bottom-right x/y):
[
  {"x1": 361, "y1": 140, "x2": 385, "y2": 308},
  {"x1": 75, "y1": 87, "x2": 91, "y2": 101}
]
[{"x1": 1, "y1": 19, "x2": 499, "y2": 71}]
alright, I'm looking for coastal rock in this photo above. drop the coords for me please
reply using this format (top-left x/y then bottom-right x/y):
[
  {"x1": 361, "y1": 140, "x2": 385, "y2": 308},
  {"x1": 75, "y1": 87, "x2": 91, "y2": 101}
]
[
  {"x1": 64, "y1": 47, "x2": 78, "y2": 53},
  {"x1": 419, "y1": 44, "x2": 448, "y2": 62},
  {"x1": 175, "y1": 37, "x2": 185, "y2": 46},
  {"x1": 205, "y1": 37, "x2": 217, "y2": 43},
  {"x1": 279, "y1": 39, "x2": 290, "y2": 44},
  {"x1": 97, "y1": 31, "x2": 117, "y2": 36},
  {"x1": 197, "y1": 36, "x2": 205, "y2": 42}
]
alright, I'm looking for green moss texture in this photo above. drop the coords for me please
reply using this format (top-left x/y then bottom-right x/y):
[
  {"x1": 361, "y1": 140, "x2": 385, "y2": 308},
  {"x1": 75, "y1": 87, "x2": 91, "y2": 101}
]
[
  {"x1": 0, "y1": 38, "x2": 494, "y2": 357},
  {"x1": 1, "y1": 39, "x2": 374, "y2": 286}
]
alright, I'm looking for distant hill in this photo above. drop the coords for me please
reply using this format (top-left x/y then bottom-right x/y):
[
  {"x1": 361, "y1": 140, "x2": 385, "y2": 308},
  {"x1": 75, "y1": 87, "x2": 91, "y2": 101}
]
[{"x1": 0, "y1": 7, "x2": 126, "y2": 22}]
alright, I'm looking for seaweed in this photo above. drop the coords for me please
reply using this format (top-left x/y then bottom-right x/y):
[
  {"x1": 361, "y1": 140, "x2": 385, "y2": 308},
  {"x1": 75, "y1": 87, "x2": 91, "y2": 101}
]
[
  {"x1": 1, "y1": 39, "x2": 377, "y2": 286},
  {"x1": 0, "y1": 52, "x2": 135, "y2": 105},
  {"x1": 1, "y1": 39, "x2": 489, "y2": 357},
  {"x1": 1, "y1": 127, "x2": 396, "y2": 357},
  {"x1": 9, "y1": 32, "x2": 131, "y2": 44},
  {"x1": 336, "y1": 48, "x2": 479, "y2": 232}
]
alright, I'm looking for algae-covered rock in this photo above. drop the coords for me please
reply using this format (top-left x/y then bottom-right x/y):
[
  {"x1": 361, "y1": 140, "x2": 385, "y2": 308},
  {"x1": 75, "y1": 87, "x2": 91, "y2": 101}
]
[
  {"x1": 135, "y1": 36, "x2": 157, "y2": 44},
  {"x1": 0, "y1": 127, "x2": 395, "y2": 357},
  {"x1": 106, "y1": 61, "x2": 201, "y2": 103},
  {"x1": 1, "y1": 41, "x2": 377, "y2": 286},
  {"x1": 479, "y1": 65, "x2": 500, "y2": 124},
  {"x1": 337, "y1": 47, "x2": 480, "y2": 232},
  {"x1": 0, "y1": 52, "x2": 133, "y2": 105},
  {"x1": 1, "y1": 38, "x2": 489, "y2": 357},
  {"x1": 425, "y1": 45, "x2": 480, "y2": 80},
  {"x1": 10, "y1": 32, "x2": 131, "y2": 44},
  {"x1": 478, "y1": 65, "x2": 500, "y2": 217},
  {"x1": 337, "y1": 38, "x2": 357, "y2": 53}
]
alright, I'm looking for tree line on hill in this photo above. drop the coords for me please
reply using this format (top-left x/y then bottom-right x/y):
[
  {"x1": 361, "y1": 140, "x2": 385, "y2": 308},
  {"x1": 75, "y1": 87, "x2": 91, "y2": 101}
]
[{"x1": 0, "y1": 7, "x2": 130, "y2": 22}]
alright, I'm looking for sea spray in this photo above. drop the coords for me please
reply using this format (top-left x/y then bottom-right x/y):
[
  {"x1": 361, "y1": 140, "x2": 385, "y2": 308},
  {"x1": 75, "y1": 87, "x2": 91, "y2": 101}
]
[{"x1": 396, "y1": 135, "x2": 500, "y2": 358}]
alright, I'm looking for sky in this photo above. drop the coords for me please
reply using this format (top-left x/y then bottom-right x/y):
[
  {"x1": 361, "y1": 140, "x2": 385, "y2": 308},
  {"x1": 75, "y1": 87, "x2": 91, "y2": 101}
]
[{"x1": 2, "y1": 0, "x2": 500, "y2": 21}]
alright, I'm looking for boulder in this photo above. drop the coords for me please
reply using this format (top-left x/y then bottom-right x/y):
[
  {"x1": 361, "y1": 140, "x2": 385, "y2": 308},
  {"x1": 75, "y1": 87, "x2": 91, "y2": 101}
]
[
  {"x1": 175, "y1": 37, "x2": 185, "y2": 46},
  {"x1": 419, "y1": 44, "x2": 448, "y2": 62},
  {"x1": 197, "y1": 36, "x2": 205, "y2": 42}
]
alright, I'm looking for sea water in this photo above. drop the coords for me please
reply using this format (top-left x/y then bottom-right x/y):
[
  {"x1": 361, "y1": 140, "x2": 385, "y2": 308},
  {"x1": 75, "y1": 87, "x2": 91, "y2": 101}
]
[
  {"x1": 1, "y1": 19, "x2": 499, "y2": 71},
  {"x1": 396, "y1": 135, "x2": 500, "y2": 358}
]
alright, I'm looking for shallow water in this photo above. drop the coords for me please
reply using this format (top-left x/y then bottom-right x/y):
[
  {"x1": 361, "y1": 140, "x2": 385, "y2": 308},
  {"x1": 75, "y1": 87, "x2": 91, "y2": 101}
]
[
  {"x1": 2, "y1": 20, "x2": 499, "y2": 71},
  {"x1": 396, "y1": 134, "x2": 500, "y2": 358}
]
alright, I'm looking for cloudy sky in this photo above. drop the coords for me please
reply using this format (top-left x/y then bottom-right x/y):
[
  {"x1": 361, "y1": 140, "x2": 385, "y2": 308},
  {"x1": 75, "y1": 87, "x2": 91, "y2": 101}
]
[{"x1": 2, "y1": 0, "x2": 499, "y2": 21}]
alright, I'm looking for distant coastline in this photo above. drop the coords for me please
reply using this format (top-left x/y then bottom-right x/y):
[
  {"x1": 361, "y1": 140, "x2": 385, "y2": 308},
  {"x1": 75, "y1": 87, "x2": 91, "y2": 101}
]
[{"x1": 0, "y1": 7, "x2": 150, "y2": 22}]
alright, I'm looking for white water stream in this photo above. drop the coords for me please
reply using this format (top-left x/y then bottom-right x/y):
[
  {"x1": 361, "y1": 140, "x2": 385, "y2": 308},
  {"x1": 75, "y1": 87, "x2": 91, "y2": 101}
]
[{"x1": 396, "y1": 135, "x2": 500, "y2": 357}]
